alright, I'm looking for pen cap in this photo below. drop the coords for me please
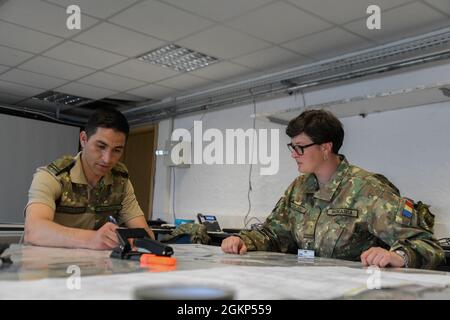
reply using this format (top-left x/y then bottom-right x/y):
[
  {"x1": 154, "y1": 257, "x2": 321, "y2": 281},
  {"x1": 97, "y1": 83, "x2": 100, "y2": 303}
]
[{"x1": 140, "y1": 254, "x2": 177, "y2": 266}]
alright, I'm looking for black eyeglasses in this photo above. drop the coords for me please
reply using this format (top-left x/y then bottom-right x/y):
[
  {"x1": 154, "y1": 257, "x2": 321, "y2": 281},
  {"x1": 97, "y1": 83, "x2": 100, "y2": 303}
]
[{"x1": 287, "y1": 142, "x2": 317, "y2": 155}]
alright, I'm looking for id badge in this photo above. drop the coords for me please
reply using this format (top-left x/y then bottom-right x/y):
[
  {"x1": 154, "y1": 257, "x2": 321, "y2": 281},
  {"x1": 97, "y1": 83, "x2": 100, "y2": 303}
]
[{"x1": 297, "y1": 249, "x2": 315, "y2": 259}]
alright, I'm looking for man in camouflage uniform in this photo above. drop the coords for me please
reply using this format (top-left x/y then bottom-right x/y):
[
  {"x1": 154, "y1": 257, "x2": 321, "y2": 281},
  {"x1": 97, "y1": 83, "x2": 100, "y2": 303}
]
[
  {"x1": 222, "y1": 110, "x2": 444, "y2": 269},
  {"x1": 24, "y1": 108, "x2": 154, "y2": 250}
]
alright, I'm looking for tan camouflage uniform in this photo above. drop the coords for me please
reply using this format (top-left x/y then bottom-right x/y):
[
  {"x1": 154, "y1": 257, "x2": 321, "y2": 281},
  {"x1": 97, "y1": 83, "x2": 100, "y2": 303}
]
[
  {"x1": 26, "y1": 152, "x2": 144, "y2": 230},
  {"x1": 239, "y1": 156, "x2": 444, "y2": 269}
]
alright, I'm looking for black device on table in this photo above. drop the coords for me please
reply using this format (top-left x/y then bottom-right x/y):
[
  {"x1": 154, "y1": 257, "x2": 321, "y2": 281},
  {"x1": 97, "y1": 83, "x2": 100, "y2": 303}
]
[
  {"x1": 197, "y1": 213, "x2": 223, "y2": 233},
  {"x1": 110, "y1": 228, "x2": 173, "y2": 260}
]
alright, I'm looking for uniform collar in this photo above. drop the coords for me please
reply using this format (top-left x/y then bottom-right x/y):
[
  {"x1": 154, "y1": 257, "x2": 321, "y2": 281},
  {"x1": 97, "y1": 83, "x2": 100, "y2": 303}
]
[
  {"x1": 70, "y1": 152, "x2": 113, "y2": 186},
  {"x1": 304, "y1": 155, "x2": 349, "y2": 202}
]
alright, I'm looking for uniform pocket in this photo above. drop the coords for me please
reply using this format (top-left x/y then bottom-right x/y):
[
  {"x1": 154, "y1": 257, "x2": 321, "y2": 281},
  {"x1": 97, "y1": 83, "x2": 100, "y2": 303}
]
[
  {"x1": 95, "y1": 204, "x2": 123, "y2": 215},
  {"x1": 289, "y1": 201, "x2": 307, "y2": 214},
  {"x1": 55, "y1": 206, "x2": 86, "y2": 214}
]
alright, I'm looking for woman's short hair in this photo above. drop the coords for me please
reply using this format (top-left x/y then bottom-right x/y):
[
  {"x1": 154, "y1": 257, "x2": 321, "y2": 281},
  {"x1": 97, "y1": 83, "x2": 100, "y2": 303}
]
[{"x1": 286, "y1": 109, "x2": 344, "y2": 154}]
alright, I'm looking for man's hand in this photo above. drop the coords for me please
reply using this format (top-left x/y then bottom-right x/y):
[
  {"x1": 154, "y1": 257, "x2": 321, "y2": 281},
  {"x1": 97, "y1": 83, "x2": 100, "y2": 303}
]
[
  {"x1": 221, "y1": 236, "x2": 247, "y2": 254},
  {"x1": 88, "y1": 222, "x2": 119, "y2": 250},
  {"x1": 361, "y1": 247, "x2": 405, "y2": 268}
]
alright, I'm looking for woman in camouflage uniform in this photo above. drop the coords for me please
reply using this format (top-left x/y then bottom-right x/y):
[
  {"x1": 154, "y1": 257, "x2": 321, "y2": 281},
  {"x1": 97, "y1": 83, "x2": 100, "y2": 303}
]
[{"x1": 222, "y1": 110, "x2": 444, "y2": 269}]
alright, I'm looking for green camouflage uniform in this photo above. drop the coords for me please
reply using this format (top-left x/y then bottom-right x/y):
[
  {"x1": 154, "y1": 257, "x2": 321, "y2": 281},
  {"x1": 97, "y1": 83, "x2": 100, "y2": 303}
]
[{"x1": 239, "y1": 156, "x2": 444, "y2": 269}]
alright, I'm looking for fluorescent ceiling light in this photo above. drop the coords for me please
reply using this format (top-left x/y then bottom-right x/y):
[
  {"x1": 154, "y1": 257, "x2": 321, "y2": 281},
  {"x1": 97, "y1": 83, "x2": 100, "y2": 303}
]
[
  {"x1": 32, "y1": 91, "x2": 92, "y2": 106},
  {"x1": 138, "y1": 44, "x2": 218, "y2": 72}
]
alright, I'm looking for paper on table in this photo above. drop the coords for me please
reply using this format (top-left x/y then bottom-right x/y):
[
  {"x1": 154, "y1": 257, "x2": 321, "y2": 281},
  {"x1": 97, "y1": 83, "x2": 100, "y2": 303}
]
[{"x1": 1, "y1": 264, "x2": 450, "y2": 300}]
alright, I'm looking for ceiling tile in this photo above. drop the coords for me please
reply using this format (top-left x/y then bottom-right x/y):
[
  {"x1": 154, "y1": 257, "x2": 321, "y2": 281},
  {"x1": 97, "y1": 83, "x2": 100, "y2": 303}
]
[
  {"x1": 424, "y1": 0, "x2": 450, "y2": 15},
  {"x1": 73, "y1": 22, "x2": 165, "y2": 57},
  {"x1": 56, "y1": 82, "x2": 118, "y2": 100},
  {"x1": 178, "y1": 25, "x2": 270, "y2": 59},
  {"x1": 106, "y1": 60, "x2": 180, "y2": 83},
  {"x1": 0, "y1": 21, "x2": 63, "y2": 54},
  {"x1": 0, "y1": 65, "x2": 10, "y2": 73},
  {"x1": 0, "y1": 91, "x2": 24, "y2": 104},
  {"x1": 162, "y1": 0, "x2": 272, "y2": 22},
  {"x1": 0, "y1": 69, "x2": 68, "y2": 90},
  {"x1": 0, "y1": 0, "x2": 98, "y2": 38},
  {"x1": 127, "y1": 84, "x2": 179, "y2": 99},
  {"x1": 19, "y1": 56, "x2": 95, "y2": 81},
  {"x1": 0, "y1": 46, "x2": 33, "y2": 67},
  {"x1": 344, "y1": 2, "x2": 450, "y2": 44},
  {"x1": 231, "y1": 46, "x2": 311, "y2": 70},
  {"x1": 43, "y1": 41, "x2": 127, "y2": 69},
  {"x1": 78, "y1": 72, "x2": 146, "y2": 91},
  {"x1": 46, "y1": 0, "x2": 141, "y2": 19},
  {"x1": 227, "y1": 2, "x2": 331, "y2": 44},
  {"x1": 156, "y1": 74, "x2": 213, "y2": 91},
  {"x1": 190, "y1": 61, "x2": 252, "y2": 82},
  {"x1": 109, "y1": 0, "x2": 213, "y2": 41},
  {"x1": 287, "y1": 0, "x2": 412, "y2": 25},
  {"x1": 0, "y1": 79, "x2": 45, "y2": 97},
  {"x1": 282, "y1": 28, "x2": 373, "y2": 60}
]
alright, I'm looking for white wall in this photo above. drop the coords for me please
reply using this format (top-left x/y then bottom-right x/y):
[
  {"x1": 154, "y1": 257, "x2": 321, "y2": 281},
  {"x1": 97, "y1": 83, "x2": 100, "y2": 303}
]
[
  {"x1": 152, "y1": 70, "x2": 450, "y2": 238},
  {"x1": 0, "y1": 113, "x2": 79, "y2": 224}
]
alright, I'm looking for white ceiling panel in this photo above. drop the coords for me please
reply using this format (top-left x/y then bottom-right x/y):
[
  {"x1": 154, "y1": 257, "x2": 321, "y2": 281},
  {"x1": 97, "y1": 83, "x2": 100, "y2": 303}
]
[
  {"x1": 19, "y1": 56, "x2": 95, "y2": 81},
  {"x1": 287, "y1": 0, "x2": 413, "y2": 25},
  {"x1": 228, "y1": 2, "x2": 331, "y2": 44},
  {"x1": 0, "y1": 92, "x2": 24, "y2": 104},
  {"x1": 0, "y1": 0, "x2": 98, "y2": 38},
  {"x1": 106, "y1": 60, "x2": 180, "y2": 83},
  {"x1": 56, "y1": 82, "x2": 118, "y2": 100},
  {"x1": 282, "y1": 28, "x2": 372, "y2": 60},
  {"x1": 109, "y1": 0, "x2": 213, "y2": 41},
  {"x1": 78, "y1": 72, "x2": 146, "y2": 92},
  {"x1": 0, "y1": 65, "x2": 10, "y2": 74},
  {"x1": 344, "y1": 2, "x2": 450, "y2": 44},
  {"x1": 424, "y1": 0, "x2": 450, "y2": 15},
  {"x1": 0, "y1": 46, "x2": 33, "y2": 67},
  {"x1": 156, "y1": 74, "x2": 213, "y2": 91},
  {"x1": 0, "y1": 0, "x2": 448, "y2": 117},
  {"x1": 43, "y1": 41, "x2": 127, "y2": 69},
  {"x1": 190, "y1": 61, "x2": 253, "y2": 82},
  {"x1": 45, "y1": 0, "x2": 141, "y2": 19},
  {"x1": 178, "y1": 25, "x2": 270, "y2": 59},
  {"x1": 0, "y1": 69, "x2": 68, "y2": 90},
  {"x1": 73, "y1": 22, "x2": 165, "y2": 58},
  {"x1": 127, "y1": 84, "x2": 179, "y2": 99},
  {"x1": 162, "y1": 0, "x2": 272, "y2": 22},
  {"x1": 0, "y1": 21, "x2": 63, "y2": 54},
  {"x1": 231, "y1": 46, "x2": 310, "y2": 70},
  {"x1": 0, "y1": 80, "x2": 45, "y2": 97}
]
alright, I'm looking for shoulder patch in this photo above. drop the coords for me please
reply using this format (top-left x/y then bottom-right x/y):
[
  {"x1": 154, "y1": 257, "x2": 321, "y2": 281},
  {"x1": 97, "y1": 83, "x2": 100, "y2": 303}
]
[
  {"x1": 402, "y1": 199, "x2": 414, "y2": 218},
  {"x1": 47, "y1": 155, "x2": 75, "y2": 176}
]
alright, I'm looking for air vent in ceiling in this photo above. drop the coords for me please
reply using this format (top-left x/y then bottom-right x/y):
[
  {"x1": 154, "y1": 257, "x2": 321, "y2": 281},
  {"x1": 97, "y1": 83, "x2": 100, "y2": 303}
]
[{"x1": 32, "y1": 91, "x2": 92, "y2": 106}]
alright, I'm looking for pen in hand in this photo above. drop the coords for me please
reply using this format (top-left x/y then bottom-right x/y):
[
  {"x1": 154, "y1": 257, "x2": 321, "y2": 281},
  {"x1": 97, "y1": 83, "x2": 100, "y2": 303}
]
[{"x1": 108, "y1": 215, "x2": 118, "y2": 225}]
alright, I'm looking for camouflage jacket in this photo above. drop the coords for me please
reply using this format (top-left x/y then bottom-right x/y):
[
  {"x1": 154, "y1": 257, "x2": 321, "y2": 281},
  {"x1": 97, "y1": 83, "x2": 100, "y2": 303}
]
[
  {"x1": 47, "y1": 154, "x2": 129, "y2": 230},
  {"x1": 239, "y1": 156, "x2": 444, "y2": 269}
]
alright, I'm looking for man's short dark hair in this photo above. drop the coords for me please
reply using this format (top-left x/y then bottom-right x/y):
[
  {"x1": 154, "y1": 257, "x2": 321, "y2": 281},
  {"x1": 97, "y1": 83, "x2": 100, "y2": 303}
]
[
  {"x1": 84, "y1": 108, "x2": 130, "y2": 138},
  {"x1": 286, "y1": 109, "x2": 344, "y2": 154}
]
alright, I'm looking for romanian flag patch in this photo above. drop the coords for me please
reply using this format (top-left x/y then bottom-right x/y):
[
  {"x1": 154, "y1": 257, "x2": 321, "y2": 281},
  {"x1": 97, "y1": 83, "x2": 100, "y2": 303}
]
[{"x1": 402, "y1": 199, "x2": 414, "y2": 218}]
